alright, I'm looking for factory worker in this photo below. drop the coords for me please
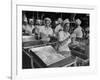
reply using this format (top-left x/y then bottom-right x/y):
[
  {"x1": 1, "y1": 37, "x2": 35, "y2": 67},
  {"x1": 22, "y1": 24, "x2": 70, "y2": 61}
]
[
  {"x1": 55, "y1": 18, "x2": 63, "y2": 34},
  {"x1": 58, "y1": 19, "x2": 71, "y2": 57},
  {"x1": 40, "y1": 17, "x2": 53, "y2": 41},
  {"x1": 73, "y1": 19, "x2": 83, "y2": 40},
  {"x1": 35, "y1": 19, "x2": 42, "y2": 33},
  {"x1": 35, "y1": 19, "x2": 43, "y2": 39},
  {"x1": 28, "y1": 18, "x2": 35, "y2": 33},
  {"x1": 22, "y1": 17, "x2": 35, "y2": 35}
]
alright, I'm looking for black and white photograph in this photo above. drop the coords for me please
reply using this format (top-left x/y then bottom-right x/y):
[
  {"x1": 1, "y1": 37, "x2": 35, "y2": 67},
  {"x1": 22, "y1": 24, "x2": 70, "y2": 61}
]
[
  {"x1": 0, "y1": 0, "x2": 99, "y2": 80},
  {"x1": 10, "y1": 1, "x2": 97, "y2": 79},
  {"x1": 22, "y1": 11, "x2": 89, "y2": 69}
]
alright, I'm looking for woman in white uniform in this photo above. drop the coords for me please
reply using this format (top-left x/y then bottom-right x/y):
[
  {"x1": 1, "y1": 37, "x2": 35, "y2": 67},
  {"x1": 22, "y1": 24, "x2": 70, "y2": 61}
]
[
  {"x1": 55, "y1": 18, "x2": 63, "y2": 34},
  {"x1": 35, "y1": 19, "x2": 43, "y2": 39},
  {"x1": 58, "y1": 19, "x2": 71, "y2": 57},
  {"x1": 73, "y1": 19, "x2": 83, "y2": 40},
  {"x1": 40, "y1": 17, "x2": 53, "y2": 41},
  {"x1": 28, "y1": 18, "x2": 35, "y2": 34}
]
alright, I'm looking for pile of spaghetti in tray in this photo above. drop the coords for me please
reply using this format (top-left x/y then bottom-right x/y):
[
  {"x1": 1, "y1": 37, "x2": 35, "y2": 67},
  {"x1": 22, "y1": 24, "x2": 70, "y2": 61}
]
[{"x1": 31, "y1": 46, "x2": 65, "y2": 66}]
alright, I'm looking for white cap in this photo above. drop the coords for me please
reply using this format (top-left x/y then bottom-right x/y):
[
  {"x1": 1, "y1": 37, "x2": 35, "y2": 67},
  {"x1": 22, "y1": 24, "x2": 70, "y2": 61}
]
[
  {"x1": 23, "y1": 14, "x2": 28, "y2": 22},
  {"x1": 29, "y1": 18, "x2": 34, "y2": 22},
  {"x1": 36, "y1": 19, "x2": 42, "y2": 24},
  {"x1": 36, "y1": 19, "x2": 41, "y2": 22},
  {"x1": 63, "y1": 19, "x2": 70, "y2": 24},
  {"x1": 44, "y1": 17, "x2": 51, "y2": 23}
]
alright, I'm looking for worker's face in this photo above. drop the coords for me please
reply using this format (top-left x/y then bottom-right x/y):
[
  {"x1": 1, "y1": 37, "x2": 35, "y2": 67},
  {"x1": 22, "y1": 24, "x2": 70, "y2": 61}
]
[
  {"x1": 29, "y1": 19, "x2": 34, "y2": 25},
  {"x1": 76, "y1": 20, "x2": 81, "y2": 26},
  {"x1": 45, "y1": 20, "x2": 51, "y2": 26},
  {"x1": 58, "y1": 18, "x2": 63, "y2": 24},
  {"x1": 36, "y1": 21, "x2": 41, "y2": 25},
  {"x1": 64, "y1": 23, "x2": 70, "y2": 32}
]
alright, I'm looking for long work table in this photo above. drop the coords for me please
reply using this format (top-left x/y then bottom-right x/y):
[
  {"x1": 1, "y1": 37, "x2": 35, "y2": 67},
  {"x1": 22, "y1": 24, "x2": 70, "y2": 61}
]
[{"x1": 22, "y1": 35, "x2": 89, "y2": 68}]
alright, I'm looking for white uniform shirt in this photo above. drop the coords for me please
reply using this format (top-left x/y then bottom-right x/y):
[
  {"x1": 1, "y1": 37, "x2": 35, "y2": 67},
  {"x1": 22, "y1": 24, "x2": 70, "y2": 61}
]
[
  {"x1": 58, "y1": 31, "x2": 71, "y2": 52},
  {"x1": 35, "y1": 25, "x2": 43, "y2": 34},
  {"x1": 55, "y1": 24, "x2": 63, "y2": 33},
  {"x1": 73, "y1": 26, "x2": 83, "y2": 38},
  {"x1": 40, "y1": 26, "x2": 53, "y2": 37}
]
